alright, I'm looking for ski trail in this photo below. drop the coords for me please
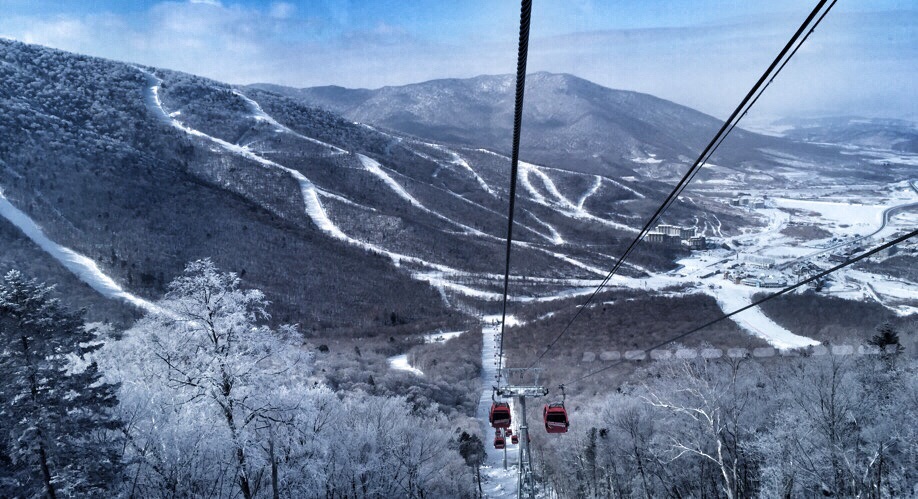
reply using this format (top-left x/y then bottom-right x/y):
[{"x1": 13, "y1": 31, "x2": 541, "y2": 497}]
[
  {"x1": 421, "y1": 143, "x2": 497, "y2": 197},
  {"x1": 357, "y1": 154, "x2": 427, "y2": 210},
  {"x1": 0, "y1": 188, "x2": 159, "y2": 313},
  {"x1": 139, "y1": 69, "x2": 464, "y2": 275},
  {"x1": 711, "y1": 213, "x2": 724, "y2": 237},
  {"x1": 231, "y1": 89, "x2": 348, "y2": 155},
  {"x1": 360, "y1": 154, "x2": 606, "y2": 276},
  {"x1": 356, "y1": 154, "x2": 494, "y2": 238},
  {"x1": 519, "y1": 161, "x2": 563, "y2": 207},
  {"x1": 141, "y1": 70, "x2": 614, "y2": 298},
  {"x1": 525, "y1": 211, "x2": 565, "y2": 245},
  {"x1": 388, "y1": 354, "x2": 424, "y2": 376},
  {"x1": 358, "y1": 124, "x2": 496, "y2": 197},
  {"x1": 316, "y1": 190, "x2": 378, "y2": 212},
  {"x1": 145, "y1": 72, "x2": 607, "y2": 288},
  {"x1": 577, "y1": 176, "x2": 602, "y2": 210},
  {"x1": 520, "y1": 162, "x2": 639, "y2": 234},
  {"x1": 707, "y1": 285, "x2": 819, "y2": 349},
  {"x1": 437, "y1": 189, "x2": 557, "y2": 244},
  {"x1": 603, "y1": 176, "x2": 646, "y2": 199}
]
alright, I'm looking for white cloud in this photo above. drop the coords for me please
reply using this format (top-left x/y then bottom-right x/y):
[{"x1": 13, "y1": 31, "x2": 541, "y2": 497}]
[
  {"x1": 189, "y1": 0, "x2": 222, "y2": 6},
  {"x1": 269, "y1": 2, "x2": 295, "y2": 19}
]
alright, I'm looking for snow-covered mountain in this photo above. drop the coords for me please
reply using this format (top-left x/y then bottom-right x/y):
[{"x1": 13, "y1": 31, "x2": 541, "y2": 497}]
[
  {"x1": 778, "y1": 116, "x2": 918, "y2": 153},
  {"x1": 1, "y1": 39, "x2": 913, "y2": 334},
  {"x1": 252, "y1": 72, "x2": 853, "y2": 179}
]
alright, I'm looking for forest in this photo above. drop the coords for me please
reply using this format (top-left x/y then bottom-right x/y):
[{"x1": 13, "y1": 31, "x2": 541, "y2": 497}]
[
  {"x1": 0, "y1": 262, "x2": 477, "y2": 498},
  {"x1": 534, "y1": 339, "x2": 917, "y2": 497},
  {"x1": 2, "y1": 260, "x2": 915, "y2": 498}
]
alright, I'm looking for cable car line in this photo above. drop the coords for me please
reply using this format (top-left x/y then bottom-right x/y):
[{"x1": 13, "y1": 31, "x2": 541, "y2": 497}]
[
  {"x1": 529, "y1": 0, "x2": 834, "y2": 367},
  {"x1": 559, "y1": 228, "x2": 918, "y2": 386},
  {"x1": 676, "y1": 0, "x2": 838, "y2": 195},
  {"x1": 496, "y1": 0, "x2": 533, "y2": 387}
]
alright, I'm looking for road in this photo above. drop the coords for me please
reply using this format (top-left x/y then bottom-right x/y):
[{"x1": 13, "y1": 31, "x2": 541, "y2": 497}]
[{"x1": 778, "y1": 183, "x2": 918, "y2": 269}]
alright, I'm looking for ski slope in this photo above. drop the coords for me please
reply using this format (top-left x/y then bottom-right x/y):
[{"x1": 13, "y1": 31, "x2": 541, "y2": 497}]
[
  {"x1": 232, "y1": 89, "x2": 348, "y2": 155},
  {"x1": 707, "y1": 282, "x2": 820, "y2": 349},
  {"x1": 387, "y1": 354, "x2": 424, "y2": 376},
  {"x1": 0, "y1": 188, "x2": 159, "y2": 313}
]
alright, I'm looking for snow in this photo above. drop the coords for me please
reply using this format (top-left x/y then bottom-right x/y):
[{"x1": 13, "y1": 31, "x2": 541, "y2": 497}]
[
  {"x1": 476, "y1": 315, "x2": 521, "y2": 497},
  {"x1": 519, "y1": 161, "x2": 638, "y2": 233},
  {"x1": 387, "y1": 354, "x2": 424, "y2": 376},
  {"x1": 603, "y1": 175, "x2": 646, "y2": 199},
  {"x1": 357, "y1": 154, "x2": 426, "y2": 209},
  {"x1": 0, "y1": 188, "x2": 159, "y2": 313},
  {"x1": 772, "y1": 198, "x2": 889, "y2": 237},
  {"x1": 134, "y1": 67, "x2": 913, "y2": 344},
  {"x1": 357, "y1": 154, "x2": 497, "y2": 239},
  {"x1": 423, "y1": 142, "x2": 497, "y2": 196},
  {"x1": 835, "y1": 269, "x2": 918, "y2": 316},
  {"x1": 141, "y1": 68, "x2": 577, "y2": 304},
  {"x1": 524, "y1": 211, "x2": 565, "y2": 245},
  {"x1": 630, "y1": 153, "x2": 663, "y2": 164},
  {"x1": 423, "y1": 330, "x2": 466, "y2": 343},
  {"x1": 576, "y1": 176, "x2": 602, "y2": 210},
  {"x1": 231, "y1": 89, "x2": 347, "y2": 155},
  {"x1": 707, "y1": 283, "x2": 819, "y2": 349}
]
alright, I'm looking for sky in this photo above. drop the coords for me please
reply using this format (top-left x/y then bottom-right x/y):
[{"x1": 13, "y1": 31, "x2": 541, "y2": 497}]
[{"x1": 0, "y1": 0, "x2": 915, "y2": 122}]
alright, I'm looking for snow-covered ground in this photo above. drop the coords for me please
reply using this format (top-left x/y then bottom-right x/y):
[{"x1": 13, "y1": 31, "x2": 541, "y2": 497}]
[
  {"x1": 387, "y1": 354, "x2": 424, "y2": 376},
  {"x1": 706, "y1": 283, "x2": 820, "y2": 349},
  {"x1": 476, "y1": 315, "x2": 522, "y2": 498},
  {"x1": 424, "y1": 330, "x2": 467, "y2": 343},
  {"x1": 232, "y1": 89, "x2": 348, "y2": 155},
  {"x1": 772, "y1": 198, "x2": 890, "y2": 238}
]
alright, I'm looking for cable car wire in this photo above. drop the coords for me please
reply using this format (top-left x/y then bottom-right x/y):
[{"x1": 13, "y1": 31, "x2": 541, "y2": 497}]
[
  {"x1": 560, "y1": 228, "x2": 918, "y2": 386},
  {"x1": 674, "y1": 0, "x2": 838, "y2": 198},
  {"x1": 530, "y1": 0, "x2": 835, "y2": 367},
  {"x1": 496, "y1": 0, "x2": 533, "y2": 387}
]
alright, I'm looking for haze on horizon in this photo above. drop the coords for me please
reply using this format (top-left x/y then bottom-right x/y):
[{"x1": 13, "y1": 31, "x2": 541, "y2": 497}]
[{"x1": 1, "y1": 0, "x2": 915, "y2": 124}]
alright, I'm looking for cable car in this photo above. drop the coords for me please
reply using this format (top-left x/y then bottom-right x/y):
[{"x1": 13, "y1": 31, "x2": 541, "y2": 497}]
[
  {"x1": 543, "y1": 386, "x2": 569, "y2": 434},
  {"x1": 494, "y1": 430, "x2": 506, "y2": 449},
  {"x1": 489, "y1": 401, "x2": 511, "y2": 428},
  {"x1": 543, "y1": 403, "x2": 569, "y2": 433},
  {"x1": 511, "y1": 433, "x2": 519, "y2": 445}
]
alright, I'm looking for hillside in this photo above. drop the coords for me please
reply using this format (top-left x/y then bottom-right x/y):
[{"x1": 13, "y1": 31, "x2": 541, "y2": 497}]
[
  {"x1": 252, "y1": 72, "x2": 859, "y2": 180},
  {"x1": 2, "y1": 39, "x2": 913, "y2": 338}
]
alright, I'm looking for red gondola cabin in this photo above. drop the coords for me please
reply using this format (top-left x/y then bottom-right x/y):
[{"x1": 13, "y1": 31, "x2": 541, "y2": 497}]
[
  {"x1": 511, "y1": 433, "x2": 519, "y2": 444},
  {"x1": 543, "y1": 403, "x2": 569, "y2": 433},
  {"x1": 489, "y1": 402, "x2": 511, "y2": 428},
  {"x1": 494, "y1": 430, "x2": 506, "y2": 449}
]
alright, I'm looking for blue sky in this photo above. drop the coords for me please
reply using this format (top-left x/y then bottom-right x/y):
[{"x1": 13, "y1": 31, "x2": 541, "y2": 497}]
[{"x1": 1, "y1": 1, "x2": 915, "y2": 122}]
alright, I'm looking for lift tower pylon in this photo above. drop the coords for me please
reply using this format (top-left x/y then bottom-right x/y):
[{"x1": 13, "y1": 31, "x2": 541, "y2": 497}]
[{"x1": 496, "y1": 368, "x2": 547, "y2": 499}]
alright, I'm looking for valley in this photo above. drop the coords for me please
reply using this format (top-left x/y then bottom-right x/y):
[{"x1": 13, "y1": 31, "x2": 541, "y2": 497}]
[
  {"x1": 0, "y1": 29, "x2": 915, "y2": 499},
  {"x1": 1, "y1": 38, "x2": 915, "y2": 366}
]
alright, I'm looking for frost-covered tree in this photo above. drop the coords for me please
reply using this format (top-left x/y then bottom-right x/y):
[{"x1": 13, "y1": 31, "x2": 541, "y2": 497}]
[
  {"x1": 102, "y1": 259, "x2": 311, "y2": 498},
  {"x1": 102, "y1": 259, "x2": 475, "y2": 498},
  {"x1": 0, "y1": 270, "x2": 121, "y2": 497}
]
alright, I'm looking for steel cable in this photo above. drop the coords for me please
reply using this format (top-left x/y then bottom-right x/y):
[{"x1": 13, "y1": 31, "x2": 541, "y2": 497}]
[
  {"x1": 496, "y1": 0, "x2": 533, "y2": 386},
  {"x1": 562, "y1": 228, "x2": 918, "y2": 386},
  {"x1": 530, "y1": 0, "x2": 834, "y2": 367}
]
